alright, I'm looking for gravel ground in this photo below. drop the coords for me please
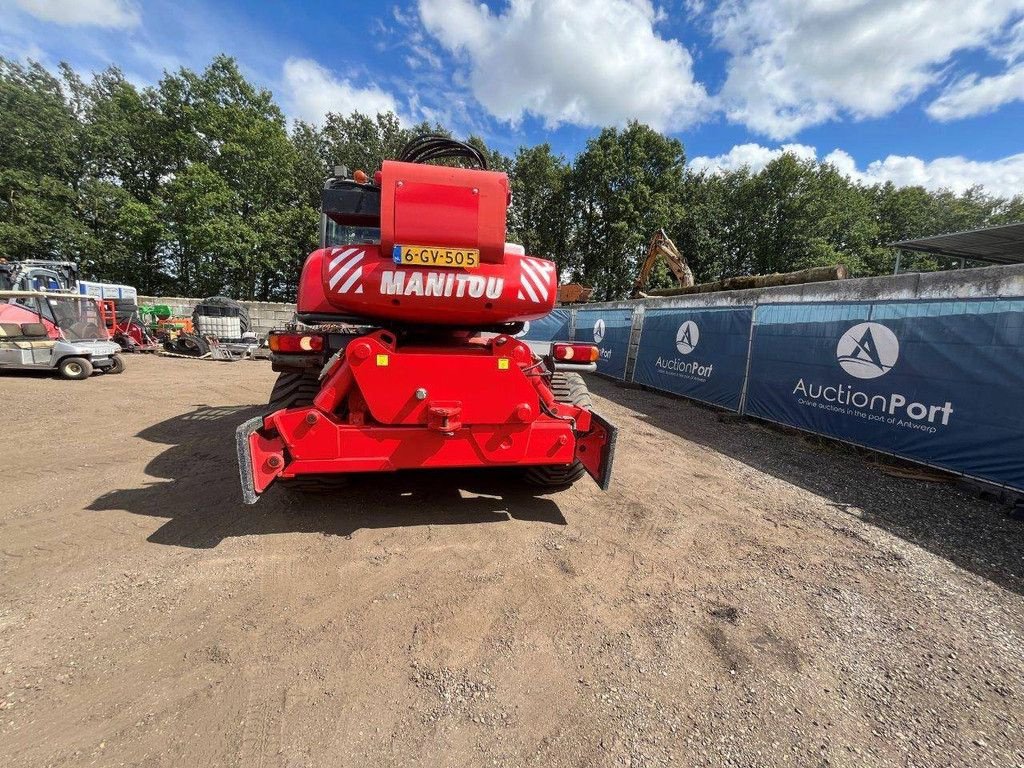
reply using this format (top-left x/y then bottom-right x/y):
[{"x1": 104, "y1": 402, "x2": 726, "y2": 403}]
[{"x1": 1, "y1": 355, "x2": 1022, "y2": 768}]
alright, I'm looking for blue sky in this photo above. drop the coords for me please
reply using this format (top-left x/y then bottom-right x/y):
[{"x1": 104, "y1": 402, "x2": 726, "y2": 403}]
[{"x1": 2, "y1": 0, "x2": 1023, "y2": 196}]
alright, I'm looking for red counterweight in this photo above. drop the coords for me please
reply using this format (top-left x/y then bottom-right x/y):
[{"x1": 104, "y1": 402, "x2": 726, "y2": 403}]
[{"x1": 297, "y1": 244, "x2": 557, "y2": 326}]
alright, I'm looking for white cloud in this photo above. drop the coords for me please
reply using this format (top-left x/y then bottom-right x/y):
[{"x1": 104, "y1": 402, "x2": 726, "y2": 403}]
[
  {"x1": 927, "y1": 63, "x2": 1024, "y2": 120},
  {"x1": 689, "y1": 142, "x2": 818, "y2": 173},
  {"x1": 417, "y1": 0, "x2": 709, "y2": 131},
  {"x1": 829, "y1": 150, "x2": 1024, "y2": 198},
  {"x1": 990, "y1": 16, "x2": 1024, "y2": 62},
  {"x1": 711, "y1": 0, "x2": 1024, "y2": 139},
  {"x1": 691, "y1": 144, "x2": 1024, "y2": 198},
  {"x1": 281, "y1": 57, "x2": 401, "y2": 124},
  {"x1": 14, "y1": 0, "x2": 139, "y2": 28}
]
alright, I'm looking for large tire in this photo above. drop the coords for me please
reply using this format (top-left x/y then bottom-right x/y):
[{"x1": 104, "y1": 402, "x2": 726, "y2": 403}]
[
  {"x1": 266, "y1": 372, "x2": 345, "y2": 493},
  {"x1": 174, "y1": 333, "x2": 209, "y2": 357},
  {"x1": 59, "y1": 356, "x2": 93, "y2": 380},
  {"x1": 268, "y1": 371, "x2": 321, "y2": 409},
  {"x1": 193, "y1": 296, "x2": 250, "y2": 336},
  {"x1": 524, "y1": 372, "x2": 591, "y2": 488}
]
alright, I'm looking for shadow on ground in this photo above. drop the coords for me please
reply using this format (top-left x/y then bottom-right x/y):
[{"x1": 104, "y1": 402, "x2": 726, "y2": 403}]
[
  {"x1": 88, "y1": 405, "x2": 566, "y2": 548},
  {"x1": 587, "y1": 377, "x2": 1024, "y2": 597}
]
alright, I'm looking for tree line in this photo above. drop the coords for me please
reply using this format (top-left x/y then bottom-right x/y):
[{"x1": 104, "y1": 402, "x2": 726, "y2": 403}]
[{"x1": 2, "y1": 55, "x2": 1021, "y2": 302}]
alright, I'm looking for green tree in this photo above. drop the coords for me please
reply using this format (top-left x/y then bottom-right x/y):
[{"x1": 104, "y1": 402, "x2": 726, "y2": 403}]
[
  {"x1": 569, "y1": 122, "x2": 686, "y2": 299},
  {"x1": 507, "y1": 143, "x2": 571, "y2": 266},
  {"x1": 3, "y1": 52, "x2": 1021, "y2": 302},
  {"x1": 0, "y1": 58, "x2": 88, "y2": 261},
  {"x1": 163, "y1": 163, "x2": 254, "y2": 297}
]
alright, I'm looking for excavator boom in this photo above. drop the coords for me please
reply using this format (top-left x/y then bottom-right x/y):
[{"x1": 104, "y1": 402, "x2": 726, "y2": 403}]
[{"x1": 631, "y1": 229, "x2": 694, "y2": 298}]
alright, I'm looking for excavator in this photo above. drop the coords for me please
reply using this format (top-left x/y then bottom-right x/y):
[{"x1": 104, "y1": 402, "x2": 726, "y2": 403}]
[
  {"x1": 236, "y1": 135, "x2": 617, "y2": 502},
  {"x1": 631, "y1": 229, "x2": 694, "y2": 298},
  {"x1": 559, "y1": 230, "x2": 694, "y2": 304}
]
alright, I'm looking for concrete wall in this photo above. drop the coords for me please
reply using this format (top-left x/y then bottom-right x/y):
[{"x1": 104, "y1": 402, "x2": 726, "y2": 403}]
[
  {"x1": 576, "y1": 263, "x2": 1024, "y2": 381},
  {"x1": 138, "y1": 296, "x2": 296, "y2": 336}
]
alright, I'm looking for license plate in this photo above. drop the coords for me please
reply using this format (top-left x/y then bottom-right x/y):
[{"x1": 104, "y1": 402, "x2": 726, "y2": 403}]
[{"x1": 392, "y1": 245, "x2": 479, "y2": 269}]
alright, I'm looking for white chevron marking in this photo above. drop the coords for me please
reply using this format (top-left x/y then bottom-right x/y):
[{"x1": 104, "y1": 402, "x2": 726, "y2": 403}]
[
  {"x1": 328, "y1": 251, "x2": 364, "y2": 289},
  {"x1": 520, "y1": 259, "x2": 549, "y2": 300},
  {"x1": 328, "y1": 247, "x2": 359, "y2": 271},
  {"x1": 338, "y1": 266, "x2": 363, "y2": 294}
]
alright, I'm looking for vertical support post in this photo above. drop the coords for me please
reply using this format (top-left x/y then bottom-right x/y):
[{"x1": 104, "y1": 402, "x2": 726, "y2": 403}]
[
  {"x1": 625, "y1": 306, "x2": 644, "y2": 384},
  {"x1": 737, "y1": 303, "x2": 758, "y2": 415}
]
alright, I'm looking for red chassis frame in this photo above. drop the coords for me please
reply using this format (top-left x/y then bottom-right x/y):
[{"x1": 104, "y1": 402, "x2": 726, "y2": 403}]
[{"x1": 236, "y1": 331, "x2": 616, "y2": 503}]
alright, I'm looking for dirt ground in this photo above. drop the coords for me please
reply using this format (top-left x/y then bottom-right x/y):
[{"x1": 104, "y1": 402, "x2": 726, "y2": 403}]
[{"x1": 1, "y1": 355, "x2": 1023, "y2": 768}]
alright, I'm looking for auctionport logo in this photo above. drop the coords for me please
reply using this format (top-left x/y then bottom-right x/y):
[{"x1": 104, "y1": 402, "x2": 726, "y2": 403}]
[
  {"x1": 792, "y1": 320, "x2": 953, "y2": 431},
  {"x1": 675, "y1": 321, "x2": 699, "y2": 355},
  {"x1": 593, "y1": 318, "x2": 606, "y2": 343},
  {"x1": 655, "y1": 319, "x2": 712, "y2": 380},
  {"x1": 836, "y1": 322, "x2": 899, "y2": 379}
]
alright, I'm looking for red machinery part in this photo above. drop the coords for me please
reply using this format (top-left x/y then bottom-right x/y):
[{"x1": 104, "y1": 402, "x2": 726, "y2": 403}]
[
  {"x1": 100, "y1": 298, "x2": 158, "y2": 352},
  {"x1": 298, "y1": 158, "x2": 553, "y2": 326},
  {"x1": 239, "y1": 145, "x2": 617, "y2": 502},
  {"x1": 379, "y1": 160, "x2": 509, "y2": 264},
  {"x1": 236, "y1": 331, "x2": 616, "y2": 503},
  {"x1": 297, "y1": 245, "x2": 557, "y2": 326}
]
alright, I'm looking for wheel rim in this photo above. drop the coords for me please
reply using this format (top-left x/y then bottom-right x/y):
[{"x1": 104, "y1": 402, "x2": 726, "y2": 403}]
[{"x1": 67, "y1": 362, "x2": 82, "y2": 375}]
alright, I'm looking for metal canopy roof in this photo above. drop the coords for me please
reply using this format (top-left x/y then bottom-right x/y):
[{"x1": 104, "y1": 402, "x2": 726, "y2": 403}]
[{"x1": 892, "y1": 222, "x2": 1024, "y2": 266}]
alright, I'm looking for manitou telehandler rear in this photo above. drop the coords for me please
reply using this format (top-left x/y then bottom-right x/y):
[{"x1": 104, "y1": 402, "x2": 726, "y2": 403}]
[{"x1": 236, "y1": 136, "x2": 616, "y2": 502}]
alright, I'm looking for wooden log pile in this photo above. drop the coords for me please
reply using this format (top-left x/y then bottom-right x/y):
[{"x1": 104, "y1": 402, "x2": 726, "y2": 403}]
[{"x1": 642, "y1": 265, "x2": 848, "y2": 297}]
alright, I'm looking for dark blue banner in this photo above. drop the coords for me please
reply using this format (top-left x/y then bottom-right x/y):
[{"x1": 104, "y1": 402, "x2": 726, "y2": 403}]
[
  {"x1": 745, "y1": 300, "x2": 1024, "y2": 491},
  {"x1": 516, "y1": 308, "x2": 571, "y2": 343},
  {"x1": 573, "y1": 308, "x2": 633, "y2": 380},
  {"x1": 633, "y1": 307, "x2": 753, "y2": 411}
]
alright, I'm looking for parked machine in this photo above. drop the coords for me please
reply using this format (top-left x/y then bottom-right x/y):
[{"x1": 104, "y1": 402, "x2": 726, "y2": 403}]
[
  {"x1": 631, "y1": 230, "x2": 694, "y2": 298},
  {"x1": 236, "y1": 135, "x2": 616, "y2": 502},
  {"x1": 139, "y1": 305, "x2": 194, "y2": 347},
  {"x1": 100, "y1": 299, "x2": 160, "y2": 353},
  {"x1": 0, "y1": 258, "x2": 78, "y2": 292},
  {"x1": 0, "y1": 291, "x2": 125, "y2": 379},
  {"x1": 155, "y1": 296, "x2": 260, "y2": 359}
]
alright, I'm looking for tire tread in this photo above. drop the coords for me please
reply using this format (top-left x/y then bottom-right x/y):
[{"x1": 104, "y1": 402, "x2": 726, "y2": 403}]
[
  {"x1": 524, "y1": 372, "x2": 591, "y2": 488},
  {"x1": 267, "y1": 372, "x2": 341, "y2": 493}
]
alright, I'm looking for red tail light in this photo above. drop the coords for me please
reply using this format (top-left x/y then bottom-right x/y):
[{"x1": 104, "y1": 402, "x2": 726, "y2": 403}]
[
  {"x1": 552, "y1": 343, "x2": 599, "y2": 363},
  {"x1": 268, "y1": 331, "x2": 324, "y2": 353}
]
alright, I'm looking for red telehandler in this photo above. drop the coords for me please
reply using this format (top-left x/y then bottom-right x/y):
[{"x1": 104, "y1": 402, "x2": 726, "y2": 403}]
[{"x1": 236, "y1": 136, "x2": 616, "y2": 503}]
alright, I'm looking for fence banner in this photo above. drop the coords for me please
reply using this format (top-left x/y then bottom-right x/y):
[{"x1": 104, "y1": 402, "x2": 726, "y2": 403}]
[
  {"x1": 515, "y1": 308, "x2": 571, "y2": 343},
  {"x1": 633, "y1": 307, "x2": 753, "y2": 411},
  {"x1": 744, "y1": 300, "x2": 1024, "y2": 491},
  {"x1": 573, "y1": 308, "x2": 633, "y2": 380}
]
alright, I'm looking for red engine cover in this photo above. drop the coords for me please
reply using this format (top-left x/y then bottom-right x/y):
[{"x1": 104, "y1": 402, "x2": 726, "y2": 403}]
[
  {"x1": 297, "y1": 245, "x2": 557, "y2": 326},
  {"x1": 379, "y1": 160, "x2": 509, "y2": 264}
]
